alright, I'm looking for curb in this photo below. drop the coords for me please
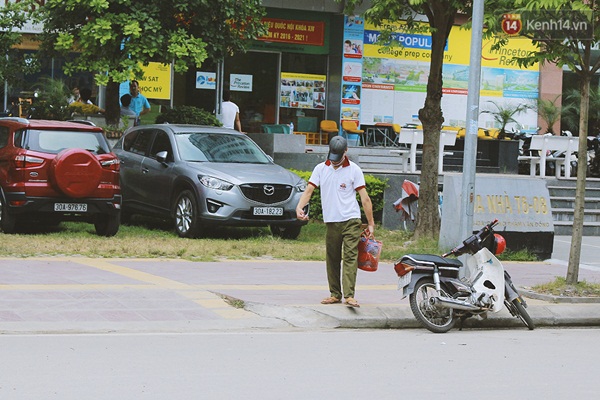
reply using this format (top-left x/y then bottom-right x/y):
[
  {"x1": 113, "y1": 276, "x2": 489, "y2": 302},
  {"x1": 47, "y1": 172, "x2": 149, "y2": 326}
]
[
  {"x1": 521, "y1": 289, "x2": 600, "y2": 304},
  {"x1": 244, "y1": 301, "x2": 600, "y2": 330}
]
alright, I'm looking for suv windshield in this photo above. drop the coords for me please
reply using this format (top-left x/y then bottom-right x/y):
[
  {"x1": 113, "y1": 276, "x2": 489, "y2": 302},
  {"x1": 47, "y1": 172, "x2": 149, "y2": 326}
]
[
  {"x1": 175, "y1": 133, "x2": 271, "y2": 164},
  {"x1": 19, "y1": 129, "x2": 110, "y2": 154}
]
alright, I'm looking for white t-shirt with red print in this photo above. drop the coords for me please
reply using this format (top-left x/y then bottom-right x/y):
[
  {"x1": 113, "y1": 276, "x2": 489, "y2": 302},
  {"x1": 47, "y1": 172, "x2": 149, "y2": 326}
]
[{"x1": 308, "y1": 157, "x2": 366, "y2": 223}]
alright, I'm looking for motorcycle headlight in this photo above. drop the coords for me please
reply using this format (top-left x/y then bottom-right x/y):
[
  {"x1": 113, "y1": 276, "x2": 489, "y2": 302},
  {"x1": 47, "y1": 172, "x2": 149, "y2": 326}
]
[{"x1": 199, "y1": 175, "x2": 234, "y2": 191}]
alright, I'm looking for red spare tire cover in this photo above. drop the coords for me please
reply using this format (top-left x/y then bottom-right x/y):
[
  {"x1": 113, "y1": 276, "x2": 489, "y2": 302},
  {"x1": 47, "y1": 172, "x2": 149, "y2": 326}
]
[{"x1": 50, "y1": 148, "x2": 102, "y2": 198}]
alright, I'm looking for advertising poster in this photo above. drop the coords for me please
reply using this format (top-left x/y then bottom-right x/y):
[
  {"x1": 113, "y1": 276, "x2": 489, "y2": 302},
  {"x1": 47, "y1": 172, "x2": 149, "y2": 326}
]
[
  {"x1": 341, "y1": 15, "x2": 365, "y2": 122},
  {"x1": 359, "y1": 20, "x2": 540, "y2": 132},
  {"x1": 280, "y1": 72, "x2": 326, "y2": 109}
]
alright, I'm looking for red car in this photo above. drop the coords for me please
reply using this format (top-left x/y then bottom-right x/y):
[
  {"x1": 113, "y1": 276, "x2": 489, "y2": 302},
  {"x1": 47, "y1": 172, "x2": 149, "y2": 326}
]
[{"x1": 0, "y1": 118, "x2": 121, "y2": 236}]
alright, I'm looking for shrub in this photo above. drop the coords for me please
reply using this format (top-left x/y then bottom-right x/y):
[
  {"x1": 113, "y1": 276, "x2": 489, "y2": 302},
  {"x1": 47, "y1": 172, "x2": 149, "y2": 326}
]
[
  {"x1": 25, "y1": 77, "x2": 72, "y2": 120},
  {"x1": 155, "y1": 105, "x2": 221, "y2": 126},
  {"x1": 290, "y1": 169, "x2": 387, "y2": 223}
]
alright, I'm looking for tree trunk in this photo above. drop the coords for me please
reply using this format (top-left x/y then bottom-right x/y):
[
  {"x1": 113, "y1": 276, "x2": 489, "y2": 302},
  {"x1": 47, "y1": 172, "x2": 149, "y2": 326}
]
[
  {"x1": 566, "y1": 72, "x2": 591, "y2": 284},
  {"x1": 105, "y1": 80, "x2": 121, "y2": 126},
  {"x1": 414, "y1": 5, "x2": 455, "y2": 240}
]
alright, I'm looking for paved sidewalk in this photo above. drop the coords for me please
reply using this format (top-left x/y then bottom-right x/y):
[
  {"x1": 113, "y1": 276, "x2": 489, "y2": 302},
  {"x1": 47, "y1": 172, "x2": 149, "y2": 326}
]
[{"x1": 0, "y1": 252, "x2": 599, "y2": 333}]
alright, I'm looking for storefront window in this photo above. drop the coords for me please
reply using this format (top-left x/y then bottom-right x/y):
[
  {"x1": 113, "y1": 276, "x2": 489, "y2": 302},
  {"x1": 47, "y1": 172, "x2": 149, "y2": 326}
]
[{"x1": 279, "y1": 53, "x2": 327, "y2": 133}]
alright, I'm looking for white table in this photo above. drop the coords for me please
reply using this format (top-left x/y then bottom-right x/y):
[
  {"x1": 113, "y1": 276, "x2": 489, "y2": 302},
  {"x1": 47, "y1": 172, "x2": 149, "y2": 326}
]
[{"x1": 390, "y1": 129, "x2": 457, "y2": 174}]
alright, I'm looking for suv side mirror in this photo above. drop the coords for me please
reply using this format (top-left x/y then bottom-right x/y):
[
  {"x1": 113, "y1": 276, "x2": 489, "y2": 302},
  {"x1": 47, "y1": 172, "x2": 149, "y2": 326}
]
[{"x1": 156, "y1": 151, "x2": 168, "y2": 163}]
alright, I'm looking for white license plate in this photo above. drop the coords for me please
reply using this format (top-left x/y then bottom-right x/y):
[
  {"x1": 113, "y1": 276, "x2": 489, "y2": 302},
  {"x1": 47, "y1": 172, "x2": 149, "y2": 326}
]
[
  {"x1": 397, "y1": 271, "x2": 412, "y2": 290},
  {"x1": 54, "y1": 203, "x2": 88, "y2": 212},
  {"x1": 253, "y1": 207, "x2": 283, "y2": 216}
]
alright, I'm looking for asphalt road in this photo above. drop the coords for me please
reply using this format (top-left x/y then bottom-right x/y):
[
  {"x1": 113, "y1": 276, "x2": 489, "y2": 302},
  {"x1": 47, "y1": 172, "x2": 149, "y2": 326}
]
[{"x1": 0, "y1": 328, "x2": 597, "y2": 400}]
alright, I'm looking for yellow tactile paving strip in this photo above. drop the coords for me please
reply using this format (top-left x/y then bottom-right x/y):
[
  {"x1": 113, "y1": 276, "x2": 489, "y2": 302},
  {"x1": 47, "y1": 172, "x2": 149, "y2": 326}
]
[{"x1": 0, "y1": 257, "x2": 257, "y2": 320}]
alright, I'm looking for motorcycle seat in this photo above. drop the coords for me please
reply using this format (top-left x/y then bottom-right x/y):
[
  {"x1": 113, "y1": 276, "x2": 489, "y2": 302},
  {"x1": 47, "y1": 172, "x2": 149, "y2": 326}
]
[{"x1": 405, "y1": 254, "x2": 463, "y2": 269}]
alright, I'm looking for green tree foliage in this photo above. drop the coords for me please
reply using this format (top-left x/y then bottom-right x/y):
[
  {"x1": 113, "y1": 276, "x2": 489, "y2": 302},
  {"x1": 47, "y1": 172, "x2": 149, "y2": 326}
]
[
  {"x1": 38, "y1": 0, "x2": 267, "y2": 125},
  {"x1": 0, "y1": 0, "x2": 40, "y2": 86}
]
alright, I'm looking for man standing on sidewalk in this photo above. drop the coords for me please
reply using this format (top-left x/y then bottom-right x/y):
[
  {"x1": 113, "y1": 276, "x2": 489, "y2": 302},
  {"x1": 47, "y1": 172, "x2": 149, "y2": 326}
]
[{"x1": 296, "y1": 136, "x2": 375, "y2": 308}]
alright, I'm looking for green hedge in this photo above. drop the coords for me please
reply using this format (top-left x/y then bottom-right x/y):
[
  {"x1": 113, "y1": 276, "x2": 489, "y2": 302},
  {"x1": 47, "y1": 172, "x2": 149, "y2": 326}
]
[
  {"x1": 155, "y1": 105, "x2": 221, "y2": 126},
  {"x1": 290, "y1": 169, "x2": 387, "y2": 223}
]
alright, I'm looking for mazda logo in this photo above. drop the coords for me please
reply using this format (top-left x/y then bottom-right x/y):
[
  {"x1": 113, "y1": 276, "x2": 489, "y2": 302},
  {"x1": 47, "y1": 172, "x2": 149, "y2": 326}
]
[{"x1": 263, "y1": 185, "x2": 275, "y2": 196}]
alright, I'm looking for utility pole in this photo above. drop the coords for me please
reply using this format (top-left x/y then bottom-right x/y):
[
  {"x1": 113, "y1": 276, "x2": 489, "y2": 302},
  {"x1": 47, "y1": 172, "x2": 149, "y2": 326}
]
[{"x1": 459, "y1": 0, "x2": 485, "y2": 240}]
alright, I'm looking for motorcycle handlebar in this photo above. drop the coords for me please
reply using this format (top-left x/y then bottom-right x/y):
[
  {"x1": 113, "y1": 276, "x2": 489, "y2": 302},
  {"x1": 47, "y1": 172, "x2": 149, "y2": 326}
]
[{"x1": 442, "y1": 219, "x2": 498, "y2": 257}]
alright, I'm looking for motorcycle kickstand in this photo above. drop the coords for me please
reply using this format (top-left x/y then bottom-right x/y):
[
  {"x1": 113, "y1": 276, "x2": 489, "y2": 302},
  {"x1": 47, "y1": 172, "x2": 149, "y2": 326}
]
[{"x1": 458, "y1": 315, "x2": 468, "y2": 331}]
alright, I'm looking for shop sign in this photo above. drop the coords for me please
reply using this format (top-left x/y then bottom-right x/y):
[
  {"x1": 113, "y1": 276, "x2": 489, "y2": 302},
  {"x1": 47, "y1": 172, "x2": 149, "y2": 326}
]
[
  {"x1": 230, "y1": 74, "x2": 253, "y2": 92},
  {"x1": 196, "y1": 72, "x2": 217, "y2": 90},
  {"x1": 259, "y1": 18, "x2": 325, "y2": 46},
  {"x1": 137, "y1": 62, "x2": 171, "y2": 100}
]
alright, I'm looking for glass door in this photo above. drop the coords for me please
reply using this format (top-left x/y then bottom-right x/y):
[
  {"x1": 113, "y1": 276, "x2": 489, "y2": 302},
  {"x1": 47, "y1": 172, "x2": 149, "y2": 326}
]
[{"x1": 225, "y1": 51, "x2": 280, "y2": 133}]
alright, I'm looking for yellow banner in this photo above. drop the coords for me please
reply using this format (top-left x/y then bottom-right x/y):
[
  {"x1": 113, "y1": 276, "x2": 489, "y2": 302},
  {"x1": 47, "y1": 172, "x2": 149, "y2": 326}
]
[
  {"x1": 137, "y1": 62, "x2": 172, "y2": 100},
  {"x1": 363, "y1": 21, "x2": 538, "y2": 71}
]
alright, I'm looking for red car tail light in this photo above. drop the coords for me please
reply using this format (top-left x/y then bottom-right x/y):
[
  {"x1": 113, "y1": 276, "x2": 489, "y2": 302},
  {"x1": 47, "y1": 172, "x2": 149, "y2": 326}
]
[
  {"x1": 394, "y1": 261, "x2": 415, "y2": 277},
  {"x1": 14, "y1": 155, "x2": 44, "y2": 168}
]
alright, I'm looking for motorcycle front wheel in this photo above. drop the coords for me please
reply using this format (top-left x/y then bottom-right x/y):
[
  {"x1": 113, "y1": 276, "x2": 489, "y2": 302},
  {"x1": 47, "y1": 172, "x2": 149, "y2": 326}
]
[
  {"x1": 409, "y1": 278, "x2": 456, "y2": 333},
  {"x1": 506, "y1": 298, "x2": 535, "y2": 330}
]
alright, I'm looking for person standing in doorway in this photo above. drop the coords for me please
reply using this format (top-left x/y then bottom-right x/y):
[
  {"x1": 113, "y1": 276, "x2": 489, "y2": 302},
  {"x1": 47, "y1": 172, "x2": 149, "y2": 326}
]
[
  {"x1": 295, "y1": 136, "x2": 375, "y2": 308},
  {"x1": 221, "y1": 89, "x2": 242, "y2": 132},
  {"x1": 129, "y1": 80, "x2": 151, "y2": 120}
]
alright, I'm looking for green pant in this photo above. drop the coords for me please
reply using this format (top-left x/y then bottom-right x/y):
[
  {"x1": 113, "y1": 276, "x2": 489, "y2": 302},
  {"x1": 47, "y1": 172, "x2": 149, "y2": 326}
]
[{"x1": 325, "y1": 218, "x2": 362, "y2": 299}]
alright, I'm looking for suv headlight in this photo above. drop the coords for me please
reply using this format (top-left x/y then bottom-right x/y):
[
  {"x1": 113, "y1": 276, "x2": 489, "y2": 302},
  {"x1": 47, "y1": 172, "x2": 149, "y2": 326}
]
[
  {"x1": 295, "y1": 179, "x2": 307, "y2": 192},
  {"x1": 199, "y1": 175, "x2": 234, "y2": 191}
]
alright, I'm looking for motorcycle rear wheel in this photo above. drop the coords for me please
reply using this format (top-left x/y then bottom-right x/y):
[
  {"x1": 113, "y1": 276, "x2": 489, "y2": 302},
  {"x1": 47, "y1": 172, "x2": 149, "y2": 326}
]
[
  {"x1": 510, "y1": 298, "x2": 535, "y2": 330},
  {"x1": 409, "y1": 278, "x2": 456, "y2": 333}
]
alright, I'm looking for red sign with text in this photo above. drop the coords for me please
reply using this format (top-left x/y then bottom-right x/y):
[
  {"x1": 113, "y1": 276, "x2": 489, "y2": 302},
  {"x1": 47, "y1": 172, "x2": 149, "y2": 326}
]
[{"x1": 259, "y1": 18, "x2": 325, "y2": 46}]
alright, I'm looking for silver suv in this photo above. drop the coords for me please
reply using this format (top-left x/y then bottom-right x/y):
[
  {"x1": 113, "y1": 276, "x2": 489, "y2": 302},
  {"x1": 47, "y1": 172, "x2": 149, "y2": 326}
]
[{"x1": 112, "y1": 124, "x2": 307, "y2": 239}]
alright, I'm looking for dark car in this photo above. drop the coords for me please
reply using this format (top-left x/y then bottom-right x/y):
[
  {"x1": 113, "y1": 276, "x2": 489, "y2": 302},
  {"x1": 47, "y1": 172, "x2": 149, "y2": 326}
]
[
  {"x1": 0, "y1": 118, "x2": 121, "y2": 236},
  {"x1": 112, "y1": 124, "x2": 308, "y2": 239}
]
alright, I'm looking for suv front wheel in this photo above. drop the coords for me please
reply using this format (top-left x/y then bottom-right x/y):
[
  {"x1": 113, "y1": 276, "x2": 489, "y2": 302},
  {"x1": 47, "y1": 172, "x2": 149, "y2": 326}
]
[
  {"x1": 174, "y1": 190, "x2": 202, "y2": 238},
  {"x1": 0, "y1": 193, "x2": 17, "y2": 234}
]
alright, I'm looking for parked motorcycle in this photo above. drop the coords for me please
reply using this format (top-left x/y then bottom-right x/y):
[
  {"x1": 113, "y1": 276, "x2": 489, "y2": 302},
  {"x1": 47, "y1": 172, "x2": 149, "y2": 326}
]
[
  {"x1": 587, "y1": 133, "x2": 600, "y2": 177},
  {"x1": 511, "y1": 128, "x2": 537, "y2": 175},
  {"x1": 395, "y1": 219, "x2": 535, "y2": 333}
]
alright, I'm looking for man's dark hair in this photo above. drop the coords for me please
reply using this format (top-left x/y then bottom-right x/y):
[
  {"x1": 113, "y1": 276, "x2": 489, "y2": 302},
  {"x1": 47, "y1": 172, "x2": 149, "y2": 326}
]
[
  {"x1": 223, "y1": 89, "x2": 231, "y2": 102},
  {"x1": 80, "y1": 87, "x2": 92, "y2": 102},
  {"x1": 120, "y1": 93, "x2": 132, "y2": 107}
]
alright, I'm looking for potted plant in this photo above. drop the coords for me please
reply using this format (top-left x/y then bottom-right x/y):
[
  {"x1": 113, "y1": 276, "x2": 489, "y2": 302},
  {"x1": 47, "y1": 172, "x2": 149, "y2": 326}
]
[
  {"x1": 535, "y1": 95, "x2": 561, "y2": 135},
  {"x1": 481, "y1": 100, "x2": 530, "y2": 140}
]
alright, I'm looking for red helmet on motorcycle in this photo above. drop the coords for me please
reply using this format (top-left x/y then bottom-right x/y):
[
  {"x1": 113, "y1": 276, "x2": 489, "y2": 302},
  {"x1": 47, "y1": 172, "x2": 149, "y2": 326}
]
[{"x1": 493, "y1": 234, "x2": 506, "y2": 255}]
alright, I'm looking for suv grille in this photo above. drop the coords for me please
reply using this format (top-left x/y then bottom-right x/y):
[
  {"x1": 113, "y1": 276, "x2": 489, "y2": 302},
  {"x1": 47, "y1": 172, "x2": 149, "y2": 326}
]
[{"x1": 239, "y1": 184, "x2": 293, "y2": 204}]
